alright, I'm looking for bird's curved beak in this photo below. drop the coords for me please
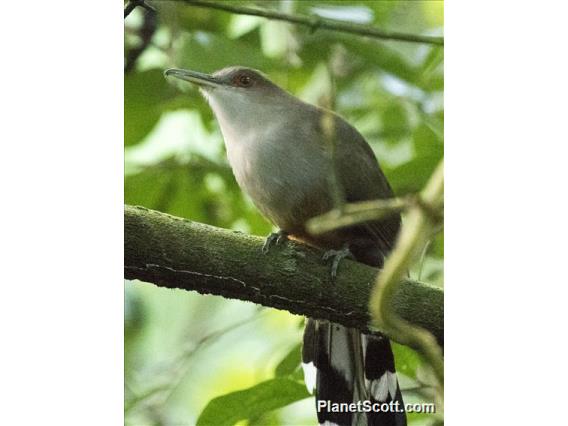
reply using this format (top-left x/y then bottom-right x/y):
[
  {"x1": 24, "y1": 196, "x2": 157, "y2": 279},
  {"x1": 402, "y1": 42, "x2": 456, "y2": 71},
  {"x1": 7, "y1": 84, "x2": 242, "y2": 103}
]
[{"x1": 164, "y1": 68, "x2": 222, "y2": 88}]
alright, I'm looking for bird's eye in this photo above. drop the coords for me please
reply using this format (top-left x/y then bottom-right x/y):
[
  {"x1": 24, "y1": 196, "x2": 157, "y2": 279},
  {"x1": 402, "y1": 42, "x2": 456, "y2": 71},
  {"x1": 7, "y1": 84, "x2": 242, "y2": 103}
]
[{"x1": 235, "y1": 74, "x2": 252, "y2": 87}]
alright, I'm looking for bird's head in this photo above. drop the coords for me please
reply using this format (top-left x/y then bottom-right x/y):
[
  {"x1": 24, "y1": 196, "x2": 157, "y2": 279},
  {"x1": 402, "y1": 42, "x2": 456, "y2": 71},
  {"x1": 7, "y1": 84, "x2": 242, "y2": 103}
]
[{"x1": 164, "y1": 66, "x2": 295, "y2": 134}]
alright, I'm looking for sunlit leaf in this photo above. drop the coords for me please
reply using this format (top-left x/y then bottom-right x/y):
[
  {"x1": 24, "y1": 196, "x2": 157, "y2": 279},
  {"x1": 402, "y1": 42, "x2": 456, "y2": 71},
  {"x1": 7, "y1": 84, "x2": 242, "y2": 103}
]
[
  {"x1": 260, "y1": 20, "x2": 290, "y2": 58},
  {"x1": 196, "y1": 378, "x2": 310, "y2": 426},
  {"x1": 228, "y1": 15, "x2": 263, "y2": 39},
  {"x1": 392, "y1": 342, "x2": 422, "y2": 380}
]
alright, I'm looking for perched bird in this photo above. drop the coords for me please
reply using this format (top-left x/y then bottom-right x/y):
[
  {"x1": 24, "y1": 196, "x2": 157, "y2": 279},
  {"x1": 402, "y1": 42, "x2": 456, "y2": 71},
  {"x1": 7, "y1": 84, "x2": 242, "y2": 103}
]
[{"x1": 165, "y1": 66, "x2": 406, "y2": 426}]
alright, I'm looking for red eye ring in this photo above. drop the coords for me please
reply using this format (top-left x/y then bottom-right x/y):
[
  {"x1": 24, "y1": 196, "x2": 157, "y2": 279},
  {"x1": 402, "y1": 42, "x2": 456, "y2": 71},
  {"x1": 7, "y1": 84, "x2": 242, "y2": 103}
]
[{"x1": 235, "y1": 74, "x2": 252, "y2": 87}]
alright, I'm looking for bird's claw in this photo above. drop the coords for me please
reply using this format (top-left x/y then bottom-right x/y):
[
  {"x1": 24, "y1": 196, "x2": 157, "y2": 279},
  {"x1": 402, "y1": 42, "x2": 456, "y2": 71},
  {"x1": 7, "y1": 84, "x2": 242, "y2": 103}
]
[
  {"x1": 262, "y1": 230, "x2": 288, "y2": 254},
  {"x1": 322, "y1": 246, "x2": 354, "y2": 282}
]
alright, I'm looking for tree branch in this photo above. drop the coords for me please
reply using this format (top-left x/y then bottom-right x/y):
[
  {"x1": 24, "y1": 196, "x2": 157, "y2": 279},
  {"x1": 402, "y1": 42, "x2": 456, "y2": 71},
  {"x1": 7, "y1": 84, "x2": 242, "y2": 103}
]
[
  {"x1": 124, "y1": 0, "x2": 156, "y2": 18},
  {"x1": 124, "y1": 0, "x2": 158, "y2": 73},
  {"x1": 170, "y1": 0, "x2": 443, "y2": 46},
  {"x1": 124, "y1": 205, "x2": 443, "y2": 346}
]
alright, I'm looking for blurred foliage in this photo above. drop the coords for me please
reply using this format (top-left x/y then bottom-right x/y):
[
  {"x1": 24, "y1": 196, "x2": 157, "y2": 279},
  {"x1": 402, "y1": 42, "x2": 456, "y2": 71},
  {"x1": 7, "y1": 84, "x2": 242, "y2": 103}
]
[{"x1": 125, "y1": 1, "x2": 443, "y2": 425}]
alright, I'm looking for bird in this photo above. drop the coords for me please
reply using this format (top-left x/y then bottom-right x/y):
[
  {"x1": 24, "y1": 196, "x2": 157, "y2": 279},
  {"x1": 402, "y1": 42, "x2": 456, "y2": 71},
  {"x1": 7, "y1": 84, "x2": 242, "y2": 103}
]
[{"x1": 165, "y1": 66, "x2": 406, "y2": 426}]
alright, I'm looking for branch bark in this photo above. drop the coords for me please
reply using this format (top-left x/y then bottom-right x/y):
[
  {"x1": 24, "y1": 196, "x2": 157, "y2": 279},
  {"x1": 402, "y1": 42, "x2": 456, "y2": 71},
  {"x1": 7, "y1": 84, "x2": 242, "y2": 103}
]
[{"x1": 124, "y1": 205, "x2": 443, "y2": 346}]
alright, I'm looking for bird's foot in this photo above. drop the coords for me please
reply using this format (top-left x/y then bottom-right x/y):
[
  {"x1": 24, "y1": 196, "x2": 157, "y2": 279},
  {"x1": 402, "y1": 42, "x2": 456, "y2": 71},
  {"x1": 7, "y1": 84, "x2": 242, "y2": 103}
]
[
  {"x1": 322, "y1": 245, "x2": 354, "y2": 283},
  {"x1": 262, "y1": 230, "x2": 288, "y2": 254}
]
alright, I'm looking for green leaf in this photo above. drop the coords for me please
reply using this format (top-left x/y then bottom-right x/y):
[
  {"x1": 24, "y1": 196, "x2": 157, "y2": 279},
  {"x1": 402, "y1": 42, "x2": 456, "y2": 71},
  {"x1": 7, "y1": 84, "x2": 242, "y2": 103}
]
[
  {"x1": 392, "y1": 342, "x2": 422, "y2": 380},
  {"x1": 196, "y1": 378, "x2": 310, "y2": 426},
  {"x1": 178, "y1": 32, "x2": 275, "y2": 74},
  {"x1": 274, "y1": 344, "x2": 302, "y2": 377},
  {"x1": 124, "y1": 69, "x2": 177, "y2": 146},
  {"x1": 125, "y1": 157, "x2": 272, "y2": 234},
  {"x1": 387, "y1": 120, "x2": 443, "y2": 194},
  {"x1": 381, "y1": 101, "x2": 411, "y2": 140},
  {"x1": 176, "y1": 4, "x2": 232, "y2": 34},
  {"x1": 339, "y1": 37, "x2": 443, "y2": 91},
  {"x1": 247, "y1": 410, "x2": 282, "y2": 426},
  {"x1": 414, "y1": 122, "x2": 443, "y2": 157},
  {"x1": 420, "y1": 47, "x2": 444, "y2": 79}
]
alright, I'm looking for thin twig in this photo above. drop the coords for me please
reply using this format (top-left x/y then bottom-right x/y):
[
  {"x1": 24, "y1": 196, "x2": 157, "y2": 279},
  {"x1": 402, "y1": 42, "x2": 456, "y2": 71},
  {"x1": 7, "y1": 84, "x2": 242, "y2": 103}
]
[
  {"x1": 307, "y1": 196, "x2": 412, "y2": 235},
  {"x1": 125, "y1": 313, "x2": 263, "y2": 413},
  {"x1": 125, "y1": 0, "x2": 139, "y2": 18},
  {"x1": 154, "y1": 313, "x2": 265, "y2": 408},
  {"x1": 125, "y1": 1, "x2": 158, "y2": 73},
  {"x1": 168, "y1": 0, "x2": 443, "y2": 46},
  {"x1": 369, "y1": 159, "x2": 444, "y2": 388},
  {"x1": 417, "y1": 239, "x2": 432, "y2": 281}
]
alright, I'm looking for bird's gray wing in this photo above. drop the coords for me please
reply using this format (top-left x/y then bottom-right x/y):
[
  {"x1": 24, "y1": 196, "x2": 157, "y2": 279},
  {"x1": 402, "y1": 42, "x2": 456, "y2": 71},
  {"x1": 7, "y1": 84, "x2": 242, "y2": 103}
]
[{"x1": 333, "y1": 112, "x2": 401, "y2": 257}]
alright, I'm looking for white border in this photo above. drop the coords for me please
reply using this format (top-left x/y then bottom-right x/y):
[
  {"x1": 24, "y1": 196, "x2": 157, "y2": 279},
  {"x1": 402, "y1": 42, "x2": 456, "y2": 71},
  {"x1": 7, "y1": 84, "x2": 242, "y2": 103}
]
[{"x1": 0, "y1": 1, "x2": 123, "y2": 424}]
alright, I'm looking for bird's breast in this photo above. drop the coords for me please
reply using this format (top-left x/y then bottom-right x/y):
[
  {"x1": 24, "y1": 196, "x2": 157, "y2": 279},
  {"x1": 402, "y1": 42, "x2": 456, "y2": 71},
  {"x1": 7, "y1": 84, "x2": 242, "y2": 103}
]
[{"x1": 224, "y1": 126, "x2": 333, "y2": 232}]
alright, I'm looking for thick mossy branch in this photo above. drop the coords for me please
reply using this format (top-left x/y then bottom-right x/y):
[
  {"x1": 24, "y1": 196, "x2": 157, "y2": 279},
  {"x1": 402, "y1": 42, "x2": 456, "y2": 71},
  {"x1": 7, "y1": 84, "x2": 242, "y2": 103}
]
[{"x1": 124, "y1": 205, "x2": 443, "y2": 345}]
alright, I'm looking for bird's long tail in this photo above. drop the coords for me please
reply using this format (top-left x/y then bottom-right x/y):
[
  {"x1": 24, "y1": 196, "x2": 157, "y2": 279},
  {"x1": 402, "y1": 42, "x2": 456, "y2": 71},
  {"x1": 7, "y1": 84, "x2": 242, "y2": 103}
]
[{"x1": 302, "y1": 319, "x2": 406, "y2": 426}]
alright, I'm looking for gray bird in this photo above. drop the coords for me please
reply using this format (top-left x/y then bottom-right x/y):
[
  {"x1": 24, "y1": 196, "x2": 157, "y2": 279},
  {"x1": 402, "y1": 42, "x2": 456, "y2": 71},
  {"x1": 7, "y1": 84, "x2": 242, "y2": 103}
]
[{"x1": 165, "y1": 66, "x2": 406, "y2": 426}]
